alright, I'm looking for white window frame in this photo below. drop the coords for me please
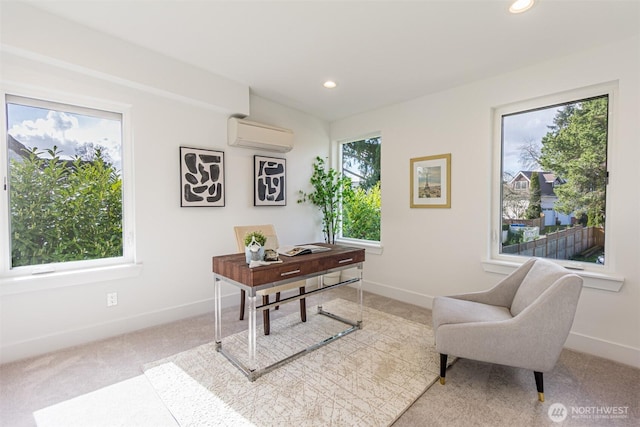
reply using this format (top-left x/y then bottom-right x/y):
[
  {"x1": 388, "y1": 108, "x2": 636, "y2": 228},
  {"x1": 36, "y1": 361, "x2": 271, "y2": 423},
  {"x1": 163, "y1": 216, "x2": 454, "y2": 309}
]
[
  {"x1": 334, "y1": 133, "x2": 383, "y2": 255},
  {"x1": 485, "y1": 82, "x2": 624, "y2": 292},
  {"x1": 0, "y1": 84, "x2": 140, "y2": 295}
]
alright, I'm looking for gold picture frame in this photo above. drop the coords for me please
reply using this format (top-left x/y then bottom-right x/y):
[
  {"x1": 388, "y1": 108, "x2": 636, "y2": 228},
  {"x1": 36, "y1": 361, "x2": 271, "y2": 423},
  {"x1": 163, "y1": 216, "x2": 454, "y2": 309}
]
[{"x1": 410, "y1": 153, "x2": 451, "y2": 208}]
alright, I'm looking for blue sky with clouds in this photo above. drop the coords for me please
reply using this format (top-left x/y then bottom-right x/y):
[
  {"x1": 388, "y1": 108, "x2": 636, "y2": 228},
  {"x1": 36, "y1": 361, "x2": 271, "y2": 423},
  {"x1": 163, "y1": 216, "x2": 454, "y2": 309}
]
[
  {"x1": 7, "y1": 103, "x2": 122, "y2": 171},
  {"x1": 502, "y1": 106, "x2": 560, "y2": 177}
]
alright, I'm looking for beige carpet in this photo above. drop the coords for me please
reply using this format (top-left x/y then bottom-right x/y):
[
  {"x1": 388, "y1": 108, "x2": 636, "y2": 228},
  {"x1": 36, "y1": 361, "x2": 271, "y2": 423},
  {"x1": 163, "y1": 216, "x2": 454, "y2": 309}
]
[
  {"x1": 143, "y1": 299, "x2": 445, "y2": 426},
  {"x1": 32, "y1": 375, "x2": 178, "y2": 427}
]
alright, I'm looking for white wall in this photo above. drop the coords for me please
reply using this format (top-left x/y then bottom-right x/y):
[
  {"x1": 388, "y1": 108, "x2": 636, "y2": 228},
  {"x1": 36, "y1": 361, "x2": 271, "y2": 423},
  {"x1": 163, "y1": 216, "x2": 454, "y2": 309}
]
[
  {"x1": 331, "y1": 36, "x2": 640, "y2": 368},
  {"x1": 0, "y1": 4, "x2": 329, "y2": 363}
]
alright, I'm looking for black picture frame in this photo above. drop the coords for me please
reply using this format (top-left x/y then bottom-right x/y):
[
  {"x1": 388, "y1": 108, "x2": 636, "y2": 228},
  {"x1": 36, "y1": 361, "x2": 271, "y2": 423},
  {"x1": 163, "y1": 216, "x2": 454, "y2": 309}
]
[
  {"x1": 254, "y1": 155, "x2": 286, "y2": 206},
  {"x1": 180, "y1": 146, "x2": 225, "y2": 207}
]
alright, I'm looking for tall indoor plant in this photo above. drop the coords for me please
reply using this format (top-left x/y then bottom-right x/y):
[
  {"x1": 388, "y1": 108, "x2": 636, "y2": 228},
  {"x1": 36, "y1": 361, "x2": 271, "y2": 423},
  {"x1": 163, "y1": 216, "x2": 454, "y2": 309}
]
[{"x1": 298, "y1": 156, "x2": 352, "y2": 244}]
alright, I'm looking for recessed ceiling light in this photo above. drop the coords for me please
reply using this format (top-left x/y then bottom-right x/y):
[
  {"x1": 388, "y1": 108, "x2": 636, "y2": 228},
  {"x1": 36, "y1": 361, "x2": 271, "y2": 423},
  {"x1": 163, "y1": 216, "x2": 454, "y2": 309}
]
[
  {"x1": 323, "y1": 81, "x2": 337, "y2": 89},
  {"x1": 509, "y1": 0, "x2": 535, "y2": 14}
]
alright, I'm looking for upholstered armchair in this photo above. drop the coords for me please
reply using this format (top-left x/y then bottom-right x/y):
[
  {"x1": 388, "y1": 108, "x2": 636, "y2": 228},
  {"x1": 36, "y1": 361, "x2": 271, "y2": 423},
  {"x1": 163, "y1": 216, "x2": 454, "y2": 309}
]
[
  {"x1": 432, "y1": 258, "x2": 583, "y2": 401},
  {"x1": 234, "y1": 225, "x2": 307, "y2": 335}
]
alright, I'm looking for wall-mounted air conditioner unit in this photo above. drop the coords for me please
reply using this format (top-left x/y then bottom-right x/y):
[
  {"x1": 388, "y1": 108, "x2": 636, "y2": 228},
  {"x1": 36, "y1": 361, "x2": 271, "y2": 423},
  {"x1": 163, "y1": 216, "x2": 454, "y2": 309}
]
[{"x1": 227, "y1": 117, "x2": 294, "y2": 152}]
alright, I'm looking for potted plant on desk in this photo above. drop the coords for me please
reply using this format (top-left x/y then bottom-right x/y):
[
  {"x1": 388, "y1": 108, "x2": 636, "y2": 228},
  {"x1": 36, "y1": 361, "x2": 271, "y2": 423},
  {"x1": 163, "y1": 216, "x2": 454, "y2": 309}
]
[
  {"x1": 298, "y1": 156, "x2": 353, "y2": 284},
  {"x1": 244, "y1": 231, "x2": 266, "y2": 264}
]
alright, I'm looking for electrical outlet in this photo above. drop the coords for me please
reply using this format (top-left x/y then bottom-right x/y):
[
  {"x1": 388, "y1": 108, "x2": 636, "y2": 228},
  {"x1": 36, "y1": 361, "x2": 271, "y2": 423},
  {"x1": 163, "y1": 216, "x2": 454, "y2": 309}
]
[{"x1": 106, "y1": 292, "x2": 118, "y2": 307}]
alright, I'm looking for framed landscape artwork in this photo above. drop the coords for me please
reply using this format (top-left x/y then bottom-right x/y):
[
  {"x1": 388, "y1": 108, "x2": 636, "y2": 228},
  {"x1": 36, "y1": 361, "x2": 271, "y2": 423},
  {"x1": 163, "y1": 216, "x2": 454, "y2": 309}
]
[
  {"x1": 410, "y1": 153, "x2": 451, "y2": 208},
  {"x1": 254, "y1": 155, "x2": 286, "y2": 206},
  {"x1": 180, "y1": 146, "x2": 225, "y2": 207}
]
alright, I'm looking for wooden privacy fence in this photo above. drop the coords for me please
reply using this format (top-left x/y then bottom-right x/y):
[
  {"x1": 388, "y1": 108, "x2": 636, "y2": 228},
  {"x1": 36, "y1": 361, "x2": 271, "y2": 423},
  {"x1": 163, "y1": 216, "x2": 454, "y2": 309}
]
[{"x1": 502, "y1": 226, "x2": 604, "y2": 259}]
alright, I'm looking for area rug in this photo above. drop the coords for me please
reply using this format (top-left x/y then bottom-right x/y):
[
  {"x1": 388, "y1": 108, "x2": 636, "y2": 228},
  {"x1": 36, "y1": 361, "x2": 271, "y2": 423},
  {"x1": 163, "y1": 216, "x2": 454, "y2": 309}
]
[{"x1": 143, "y1": 299, "x2": 444, "y2": 426}]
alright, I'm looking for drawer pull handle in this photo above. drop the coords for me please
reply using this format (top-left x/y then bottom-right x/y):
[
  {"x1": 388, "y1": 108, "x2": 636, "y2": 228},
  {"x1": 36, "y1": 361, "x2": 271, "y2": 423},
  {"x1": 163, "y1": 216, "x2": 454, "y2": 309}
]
[
  {"x1": 280, "y1": 269, "x2": 301, "y2": 276},
  {"x1": 338, "y1": 258, "x2": 353, "y2": 264}
]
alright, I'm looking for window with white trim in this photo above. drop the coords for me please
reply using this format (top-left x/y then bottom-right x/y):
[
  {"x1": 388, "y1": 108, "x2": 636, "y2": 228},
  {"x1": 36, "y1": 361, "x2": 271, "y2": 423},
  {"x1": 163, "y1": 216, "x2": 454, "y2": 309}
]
[
  {"x1": 492, "y1": 84, "x2": 613, "y2": 268},
  {"x1": 339, "y1": 136, "x2": 381, "y2": 243},
  {"x1": 2, "y1": 93, "x2": 134, "y2": 278}
]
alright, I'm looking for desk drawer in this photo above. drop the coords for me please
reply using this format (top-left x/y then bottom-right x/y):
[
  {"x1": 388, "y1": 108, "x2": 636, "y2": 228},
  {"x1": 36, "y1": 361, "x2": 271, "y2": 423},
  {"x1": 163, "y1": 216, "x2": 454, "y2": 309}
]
[
  {"x1": 250, "y1": 261, "x2": 317, "y2": 285},
  {"x1": 318, "y1": 250, "x2": 365, "y2": 271}
]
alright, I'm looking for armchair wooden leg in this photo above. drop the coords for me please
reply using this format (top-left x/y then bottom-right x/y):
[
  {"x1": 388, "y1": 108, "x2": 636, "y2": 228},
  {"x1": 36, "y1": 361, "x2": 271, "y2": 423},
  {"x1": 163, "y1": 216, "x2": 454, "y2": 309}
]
[
  {"x1": 262, "y1": 295, "x2": 271, "y2": 335},
  {"x1": 299, "y1": 286, "x2": 307, "y2": 322},
  {"x1": 239, "y1": 290, "x2": 246, "y2": 320},
  {"x1": 439, "y1": 354, "x2": 448, "y2": 385},
  {"x1": 534, "y1": 371, "x2": 544, "y2": 402},
  {"x1": 275, "y1": 292, "x2": 281, "y2": 310}
]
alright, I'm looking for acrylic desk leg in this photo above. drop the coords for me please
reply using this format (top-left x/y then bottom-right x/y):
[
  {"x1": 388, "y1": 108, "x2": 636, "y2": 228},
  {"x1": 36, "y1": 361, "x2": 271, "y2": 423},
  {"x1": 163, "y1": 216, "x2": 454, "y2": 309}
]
[
  {"x1": 357, "y1": 264, "x2": 363, "y2": 327},
  {"x1": 214, "y1": 275, "x2": 222, "y2": 347},
  {"x1": 317, "y1": 273, "x2": 325, "y2": 314},
  {"x1": 247, "y1": 293, "x2": 257, "y2": 370}
]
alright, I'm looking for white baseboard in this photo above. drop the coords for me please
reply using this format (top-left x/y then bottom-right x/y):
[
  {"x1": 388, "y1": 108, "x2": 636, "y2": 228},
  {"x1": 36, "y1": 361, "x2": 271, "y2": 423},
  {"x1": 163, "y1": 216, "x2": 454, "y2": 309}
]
[
  {"x1": 362, "y1": 279, "x2": 434, "y2": 309},
  {"x1": 0, "y1": 292, "x2": 237, "y2": 364},
  {"x1": 564, "y1": 331, "x2": 640, "y2": 369}
]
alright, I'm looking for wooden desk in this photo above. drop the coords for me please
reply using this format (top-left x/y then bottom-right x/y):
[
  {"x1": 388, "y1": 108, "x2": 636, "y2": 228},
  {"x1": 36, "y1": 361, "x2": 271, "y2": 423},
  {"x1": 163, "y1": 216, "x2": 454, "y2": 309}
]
[{"x1": 212, "y1": 243, "x2": 365, "y2": 381}]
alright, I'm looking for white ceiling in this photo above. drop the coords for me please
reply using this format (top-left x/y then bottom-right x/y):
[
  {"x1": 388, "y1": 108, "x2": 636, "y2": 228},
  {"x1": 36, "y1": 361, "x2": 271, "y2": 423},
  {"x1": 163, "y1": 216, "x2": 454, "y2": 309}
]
[{"x1": 20, "y1": 0, "x2": 640, "y2": 122}]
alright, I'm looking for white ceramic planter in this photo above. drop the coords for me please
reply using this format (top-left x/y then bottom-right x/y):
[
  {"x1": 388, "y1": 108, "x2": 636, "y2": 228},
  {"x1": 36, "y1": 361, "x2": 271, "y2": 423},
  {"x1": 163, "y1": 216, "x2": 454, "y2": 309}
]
[{"x1": 245, "y1": 246, "x2": 265, "y2": 264}]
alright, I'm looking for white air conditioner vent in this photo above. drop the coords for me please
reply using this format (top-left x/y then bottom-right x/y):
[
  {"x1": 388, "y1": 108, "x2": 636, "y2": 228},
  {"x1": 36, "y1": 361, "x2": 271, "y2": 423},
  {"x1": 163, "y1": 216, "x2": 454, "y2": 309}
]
[{"x1": 227, "y1": 117, "x2": 294, "y2": 152}]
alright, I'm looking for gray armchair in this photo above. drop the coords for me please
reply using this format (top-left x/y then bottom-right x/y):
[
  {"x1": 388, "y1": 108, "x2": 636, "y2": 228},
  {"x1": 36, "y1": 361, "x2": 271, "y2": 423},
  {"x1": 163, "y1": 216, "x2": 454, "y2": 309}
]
[{"x1": 432, "y1": 258, "x2": 583, "y2": 401}]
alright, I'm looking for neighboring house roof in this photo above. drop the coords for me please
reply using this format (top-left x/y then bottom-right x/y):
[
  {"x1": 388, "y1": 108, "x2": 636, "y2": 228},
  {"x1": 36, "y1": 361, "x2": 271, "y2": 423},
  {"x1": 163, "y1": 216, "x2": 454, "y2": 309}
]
[{"x1": 509, "y1": 171, "x2": 565, "y2": 197}]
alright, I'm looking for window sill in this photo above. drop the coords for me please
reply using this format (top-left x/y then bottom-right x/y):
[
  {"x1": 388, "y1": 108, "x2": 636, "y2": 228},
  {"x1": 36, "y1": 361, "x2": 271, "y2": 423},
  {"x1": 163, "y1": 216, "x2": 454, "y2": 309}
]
[
  {"x1": 0, "y1": 263, "x2": 143, "y2": 296},
  {"x1": 481, "y1": 259, "x2": 624, "y2": 292},
  {"x1": 335, "y1": 238, "x2": 384, "y2": 255}
]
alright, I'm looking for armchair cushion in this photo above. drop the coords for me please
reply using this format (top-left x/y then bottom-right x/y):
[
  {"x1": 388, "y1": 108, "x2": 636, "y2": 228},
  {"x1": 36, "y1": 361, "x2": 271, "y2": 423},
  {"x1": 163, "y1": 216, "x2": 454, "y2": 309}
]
[
  {"x1": 510, "y1": 259, "x2": 574, "y2": 316},
  {"x1": 444, "y1": 258, "x2": 537, "y2": 308},
  {"x1": 432, "y1": 298, "x2": 512, "y2": 332}
]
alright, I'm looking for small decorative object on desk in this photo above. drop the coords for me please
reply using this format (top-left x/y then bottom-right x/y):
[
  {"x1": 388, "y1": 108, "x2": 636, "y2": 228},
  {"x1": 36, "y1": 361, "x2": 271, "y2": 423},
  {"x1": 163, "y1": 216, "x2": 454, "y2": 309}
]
[
  {"x1": 244, "y1": 231, "x2": 266, "y2": 264},
  {"x1": 263, "y1": 249, "x2": 280, "y2": 261}
]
